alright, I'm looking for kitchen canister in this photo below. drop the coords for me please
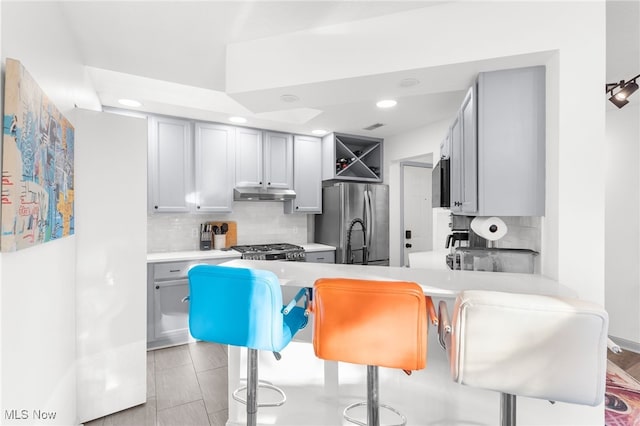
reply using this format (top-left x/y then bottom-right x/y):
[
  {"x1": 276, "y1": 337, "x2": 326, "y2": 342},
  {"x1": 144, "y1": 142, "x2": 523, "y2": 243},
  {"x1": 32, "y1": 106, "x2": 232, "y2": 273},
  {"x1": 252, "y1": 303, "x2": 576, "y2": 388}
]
[
  {"x1": 214, "y1": 234, "x2": 226, "y2": 250},
  {"x1": 470, "y1": 216, "x2": 508, "y2": 241}
]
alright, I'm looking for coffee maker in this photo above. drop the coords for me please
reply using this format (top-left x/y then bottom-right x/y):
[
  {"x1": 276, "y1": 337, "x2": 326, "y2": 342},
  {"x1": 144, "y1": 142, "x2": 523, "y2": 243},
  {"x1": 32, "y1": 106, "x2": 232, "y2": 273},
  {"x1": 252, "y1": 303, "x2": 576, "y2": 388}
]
[{"x1": 445, "y1": 214, "x2": 488, "y2": 269}]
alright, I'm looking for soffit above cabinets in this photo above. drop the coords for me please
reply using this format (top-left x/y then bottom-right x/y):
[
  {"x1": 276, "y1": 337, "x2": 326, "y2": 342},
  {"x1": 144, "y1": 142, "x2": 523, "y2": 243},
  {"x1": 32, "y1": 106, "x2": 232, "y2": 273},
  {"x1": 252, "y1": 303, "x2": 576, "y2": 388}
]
[{"x1": 57, "y1": 2, "x2": 554, "y2": 138}]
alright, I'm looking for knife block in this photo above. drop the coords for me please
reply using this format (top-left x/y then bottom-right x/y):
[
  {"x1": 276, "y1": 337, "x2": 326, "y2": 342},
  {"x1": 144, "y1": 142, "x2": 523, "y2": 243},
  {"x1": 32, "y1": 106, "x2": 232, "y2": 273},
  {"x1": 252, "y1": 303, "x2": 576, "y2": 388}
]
[{"x1": 204, "y1": 221, "x2": 237, "y2": 248}]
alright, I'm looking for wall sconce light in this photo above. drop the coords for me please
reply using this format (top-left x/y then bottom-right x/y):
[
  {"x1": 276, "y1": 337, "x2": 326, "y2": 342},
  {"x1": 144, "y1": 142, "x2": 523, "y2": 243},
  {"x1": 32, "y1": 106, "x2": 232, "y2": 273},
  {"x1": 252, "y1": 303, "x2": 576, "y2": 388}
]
[{"x1": 606, "y1": 74, "x2": 640, "y2": 108}]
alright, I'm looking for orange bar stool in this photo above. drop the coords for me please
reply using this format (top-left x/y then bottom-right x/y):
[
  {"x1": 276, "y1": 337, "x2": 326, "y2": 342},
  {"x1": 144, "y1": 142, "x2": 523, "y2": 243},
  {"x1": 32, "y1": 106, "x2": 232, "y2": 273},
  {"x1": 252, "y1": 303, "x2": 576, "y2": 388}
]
[
  {"x1": 312, "y1": 278, "x2": 437, "y2": 426},
  {"x1": 438, "y1": 290, "x2": 609, "y2": 426}
]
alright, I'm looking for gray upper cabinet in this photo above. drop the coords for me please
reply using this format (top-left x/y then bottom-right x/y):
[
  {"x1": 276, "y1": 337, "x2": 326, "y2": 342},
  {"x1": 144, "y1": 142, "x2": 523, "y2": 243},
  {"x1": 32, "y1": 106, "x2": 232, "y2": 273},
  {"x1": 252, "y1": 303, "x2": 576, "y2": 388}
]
[
  {"x1": 149, "y1": 117, "x2": 235, "y2": 213},
  {"x1": 449, "y1": 112, "x2": 463, "y2": 213},
  {"x1": 264, "y1": 131, "x2": 294, "y2": 189},
  {"x1": 235, "y1": 129, "x2": 293, "y2": 189},
  {"x1": 450, "y1": 65, "x2": 545, "y2": 216},
  {"x1": 321, "y1": 132, "x2": 383, "y2": 182},
  {"x1": 285, "y1": 135, "x2": 322, "y2": 214},
  {"x1": 148, "y1": 117, "x2": 192, "y2": 213},
  {"x1": 194, "y1": 123, "x2": 235, "y2": 212},
  {"x1": 460, "y1": 87, "x2": 478, "y2": 214},
  {"x1": 235, "y1": 127, "x2": 263, "y2": 187}
]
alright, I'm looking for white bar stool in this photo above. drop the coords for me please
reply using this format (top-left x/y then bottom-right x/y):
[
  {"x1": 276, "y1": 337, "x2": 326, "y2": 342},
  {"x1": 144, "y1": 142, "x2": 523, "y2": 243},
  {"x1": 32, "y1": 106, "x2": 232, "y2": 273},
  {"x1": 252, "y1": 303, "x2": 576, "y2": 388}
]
[{"x1": 438, "y1": 290, "x2": 609, "y2": 426}]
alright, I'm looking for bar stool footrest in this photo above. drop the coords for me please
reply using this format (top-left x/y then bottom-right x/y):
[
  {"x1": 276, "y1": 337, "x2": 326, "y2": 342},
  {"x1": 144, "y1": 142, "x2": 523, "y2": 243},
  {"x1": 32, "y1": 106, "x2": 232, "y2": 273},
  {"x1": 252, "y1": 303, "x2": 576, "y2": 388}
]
[
  {"x1": 343, "y1": 401, "x2": 407, "y2": 426},
  {"x1": 232, "y1": 380, "x2": 287, "y2": 408}
]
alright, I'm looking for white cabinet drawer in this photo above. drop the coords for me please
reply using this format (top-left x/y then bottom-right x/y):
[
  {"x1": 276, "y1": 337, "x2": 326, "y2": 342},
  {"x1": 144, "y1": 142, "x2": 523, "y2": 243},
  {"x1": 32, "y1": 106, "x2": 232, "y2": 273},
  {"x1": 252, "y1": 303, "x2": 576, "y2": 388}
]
[
  {"x1": 153, "y1": 258, "x2": 228, "y2": 280},
  {"x1": 153, "y1": 261, "x2": 192, "y2": 280},
  {"x1": 305, "y1": 250, "x2": 335, "y2": 264}
]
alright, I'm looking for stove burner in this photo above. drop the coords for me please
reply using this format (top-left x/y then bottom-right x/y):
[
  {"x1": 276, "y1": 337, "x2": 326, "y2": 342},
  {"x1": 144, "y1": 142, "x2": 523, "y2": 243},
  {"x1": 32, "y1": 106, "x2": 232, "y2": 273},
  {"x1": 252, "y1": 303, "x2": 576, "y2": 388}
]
[{"x1": 231, "y1": 243, "x2": 306, "y2": 261}]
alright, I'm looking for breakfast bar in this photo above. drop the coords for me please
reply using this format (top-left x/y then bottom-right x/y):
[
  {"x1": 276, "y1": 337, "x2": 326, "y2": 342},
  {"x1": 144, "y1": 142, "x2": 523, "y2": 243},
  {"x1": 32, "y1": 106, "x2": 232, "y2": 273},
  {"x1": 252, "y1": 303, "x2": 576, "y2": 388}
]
[{"x1": 218, "y1": 260, "x2": 603, "y2": 426}]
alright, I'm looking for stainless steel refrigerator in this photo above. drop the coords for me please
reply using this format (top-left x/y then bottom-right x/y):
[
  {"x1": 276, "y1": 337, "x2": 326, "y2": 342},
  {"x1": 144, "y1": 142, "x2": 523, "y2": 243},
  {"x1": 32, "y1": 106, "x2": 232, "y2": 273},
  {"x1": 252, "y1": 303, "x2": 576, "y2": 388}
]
[{"x1": 314, "y1": 182, "x2": 389, "y2": 265}]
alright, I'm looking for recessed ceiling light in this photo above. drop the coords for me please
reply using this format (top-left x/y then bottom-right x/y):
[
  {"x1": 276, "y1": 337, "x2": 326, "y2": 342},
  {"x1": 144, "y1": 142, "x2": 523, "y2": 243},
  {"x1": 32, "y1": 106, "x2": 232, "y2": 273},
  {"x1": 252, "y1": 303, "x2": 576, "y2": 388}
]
[
  {"x1": 118, "y1": 98, "x2": 142, "y2": 108},
  {"x1": 376, "y1": 99, "x2": 397, "y2": 109},
  {"x1": 312, "y1": 129, "x2": 328, "y2": 136},
  {"x1": 229, "y1": 116, "x2": 247, "y2": 124},
  {"x1": 280, "y1": 94, "x2": 300, "y2": 103},
  {"x1": 399, "y1": 78, "x2": 420, "y2": 88}
]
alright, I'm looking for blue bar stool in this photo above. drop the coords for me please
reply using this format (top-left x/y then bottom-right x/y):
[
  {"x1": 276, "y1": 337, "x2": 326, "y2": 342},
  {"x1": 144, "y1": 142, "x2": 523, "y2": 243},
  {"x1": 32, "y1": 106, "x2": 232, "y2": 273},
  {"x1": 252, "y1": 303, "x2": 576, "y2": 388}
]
[{"x1": 187, "y1": 264, "x2": 309, "y2": 426}]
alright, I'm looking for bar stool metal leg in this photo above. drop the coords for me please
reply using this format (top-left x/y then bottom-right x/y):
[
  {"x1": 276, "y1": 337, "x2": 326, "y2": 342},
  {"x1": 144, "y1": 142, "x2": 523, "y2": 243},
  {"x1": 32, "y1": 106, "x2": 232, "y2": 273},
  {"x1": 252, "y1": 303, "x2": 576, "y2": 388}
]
[
  {"x1": 500, "y1": 393, "x2": 516, "y2": 426},
  {"x1": 367, "y1": 365, "x2": 379, "y2": 426},
  {"x1": 343, "y1": 365, "x2": 407, "y2": 426},
  {"x1": 247, "y1": 349, "x2": 258, "y2": 426},
  {"x1": 232, "y1": 349, "x2": 287, "y2": 426}
]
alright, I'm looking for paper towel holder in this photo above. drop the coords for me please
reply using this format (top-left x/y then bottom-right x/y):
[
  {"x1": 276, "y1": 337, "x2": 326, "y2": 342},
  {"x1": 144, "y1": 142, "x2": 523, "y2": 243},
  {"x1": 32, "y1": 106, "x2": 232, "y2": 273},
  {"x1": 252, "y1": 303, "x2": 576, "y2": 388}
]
[{"x1": 470, "y1": 216, "x2": 508, "y2": 247}]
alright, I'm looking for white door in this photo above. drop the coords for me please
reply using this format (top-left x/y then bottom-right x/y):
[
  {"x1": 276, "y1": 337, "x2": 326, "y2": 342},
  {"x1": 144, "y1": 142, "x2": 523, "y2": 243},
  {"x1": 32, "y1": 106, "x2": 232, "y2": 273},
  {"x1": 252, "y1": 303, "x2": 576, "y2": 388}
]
[{"x1": 402, "y1": 164, "x2": 432, "y2": 266}]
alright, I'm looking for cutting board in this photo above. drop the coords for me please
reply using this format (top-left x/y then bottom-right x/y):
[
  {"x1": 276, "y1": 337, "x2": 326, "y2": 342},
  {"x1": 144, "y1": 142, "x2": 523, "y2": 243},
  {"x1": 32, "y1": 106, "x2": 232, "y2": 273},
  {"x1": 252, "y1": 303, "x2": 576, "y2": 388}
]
[{"x1": 205, "y1": 221, "x2": 237, "y2": 248}]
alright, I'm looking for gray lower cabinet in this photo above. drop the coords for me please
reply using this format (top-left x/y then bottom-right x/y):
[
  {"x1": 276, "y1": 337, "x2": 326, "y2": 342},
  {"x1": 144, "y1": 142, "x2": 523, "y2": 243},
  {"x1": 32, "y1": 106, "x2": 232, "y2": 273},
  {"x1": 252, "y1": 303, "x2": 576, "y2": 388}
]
[
  {"x1": 305, "y1": 250, "x2": 335, "y2": 264},
  {"x1": 147, "y1": 258, "x2": 233, "y2": 349}
]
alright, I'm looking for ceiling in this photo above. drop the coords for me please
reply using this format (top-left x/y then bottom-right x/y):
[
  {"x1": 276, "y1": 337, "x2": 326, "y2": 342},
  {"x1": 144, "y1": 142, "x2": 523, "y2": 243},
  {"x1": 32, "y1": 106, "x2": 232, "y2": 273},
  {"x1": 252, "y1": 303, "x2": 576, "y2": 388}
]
[
  {"x1": 57, "y1": 1, "x2": 478, "y2": 137},
  {"x1": 57, "y1": 1, "x2": 634, "y2": 137}
]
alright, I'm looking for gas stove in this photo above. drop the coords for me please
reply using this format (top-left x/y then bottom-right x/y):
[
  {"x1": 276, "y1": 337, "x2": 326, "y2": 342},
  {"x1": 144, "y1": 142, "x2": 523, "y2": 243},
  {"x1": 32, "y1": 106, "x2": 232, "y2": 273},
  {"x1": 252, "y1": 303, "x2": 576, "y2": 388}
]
[{"x1": 231, "y1": 243, "x2": 306, "y2": 261}]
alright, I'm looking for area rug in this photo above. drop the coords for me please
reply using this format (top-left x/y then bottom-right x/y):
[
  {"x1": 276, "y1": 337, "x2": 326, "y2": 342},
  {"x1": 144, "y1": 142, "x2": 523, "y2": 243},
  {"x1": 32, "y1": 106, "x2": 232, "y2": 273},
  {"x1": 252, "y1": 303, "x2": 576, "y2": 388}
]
[{"x1": 606, "y1": 359, "x2": 640, "y2": 425}]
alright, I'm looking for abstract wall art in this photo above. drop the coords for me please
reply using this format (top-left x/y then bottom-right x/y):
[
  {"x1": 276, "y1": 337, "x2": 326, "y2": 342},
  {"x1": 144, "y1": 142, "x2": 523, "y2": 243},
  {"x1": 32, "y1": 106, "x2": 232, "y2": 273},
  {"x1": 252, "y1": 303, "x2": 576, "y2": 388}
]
[{"x1": 2, "y1": 58, "x2": 75, "y2": 252}]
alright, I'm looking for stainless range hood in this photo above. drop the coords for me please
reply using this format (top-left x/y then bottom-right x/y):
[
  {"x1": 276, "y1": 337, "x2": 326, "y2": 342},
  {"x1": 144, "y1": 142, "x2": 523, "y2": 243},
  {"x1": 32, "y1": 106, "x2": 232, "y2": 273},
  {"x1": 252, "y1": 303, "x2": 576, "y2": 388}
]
[{"x1": 233, "y1": 187, "x2": 296, "y2": 201}]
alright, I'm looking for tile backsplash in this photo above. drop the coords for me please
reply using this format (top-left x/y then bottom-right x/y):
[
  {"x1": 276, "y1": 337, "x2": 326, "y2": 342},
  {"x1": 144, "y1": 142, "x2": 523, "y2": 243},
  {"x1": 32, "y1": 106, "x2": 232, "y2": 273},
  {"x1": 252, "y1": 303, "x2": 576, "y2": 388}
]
[
  {"x1": 494, "y1": 216, "x2": 542, "y2": 253},
  {"x1": 148, "y1": 202, "x2": 309, "y2": 252}
]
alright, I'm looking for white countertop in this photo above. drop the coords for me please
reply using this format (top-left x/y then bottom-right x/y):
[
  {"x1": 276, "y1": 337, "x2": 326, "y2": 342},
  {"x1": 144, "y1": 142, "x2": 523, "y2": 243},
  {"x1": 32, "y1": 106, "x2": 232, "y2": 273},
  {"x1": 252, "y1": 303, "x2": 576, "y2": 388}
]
[
  {"x1": 299, "y1": 243, "x2": 335, "y2": 253},
  {"x1": 219, "y1": 259, "x2": 575, "y2": 298},
  {"x1": 147, "y1": 249, "x2": 242, "y2": 263}
]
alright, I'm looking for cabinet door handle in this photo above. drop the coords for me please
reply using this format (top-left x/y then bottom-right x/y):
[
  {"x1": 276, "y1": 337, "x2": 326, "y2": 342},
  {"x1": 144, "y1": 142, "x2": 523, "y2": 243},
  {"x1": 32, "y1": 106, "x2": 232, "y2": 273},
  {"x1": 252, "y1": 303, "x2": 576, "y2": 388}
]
[
  {"x1": 197, "y1": 205, "x2": 200, "y2": 209},
  {"x1": 169, "y1": 269, "x2": 180, "y2": 272},
  {"x1": 154, "y1": 205, "x2": 158, "y2": 209},
  {"x1": 155, "y1": 285, "x2": 160, "y2": 290},
  {"x1": 259, "y1": 181, "x2": 262, "y2": 185},
  {"x1": 268, "y1": 182, "x2": 271, "y2": 185}
]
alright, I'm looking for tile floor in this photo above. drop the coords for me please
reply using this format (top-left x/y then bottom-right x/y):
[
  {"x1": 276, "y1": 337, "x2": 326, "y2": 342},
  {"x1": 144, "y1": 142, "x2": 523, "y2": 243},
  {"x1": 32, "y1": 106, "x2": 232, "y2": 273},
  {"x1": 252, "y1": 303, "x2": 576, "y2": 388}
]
[
  {"x1": 83, "y1": 343, "x2": 640, "y2": 426},
  {"x1": 83, "y1": 342, "x2": 229, "y2": 426},
  {"x1": 608, "y1": 348, "x2": 640, "y2": 382}
]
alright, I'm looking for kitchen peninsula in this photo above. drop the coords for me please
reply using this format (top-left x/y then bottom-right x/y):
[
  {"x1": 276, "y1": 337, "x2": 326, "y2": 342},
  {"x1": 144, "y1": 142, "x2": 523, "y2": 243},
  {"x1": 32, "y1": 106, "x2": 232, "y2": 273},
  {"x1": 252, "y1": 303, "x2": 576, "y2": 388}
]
[{"x1": 219, "y1": 259, "x2": 602, "y2": 426}]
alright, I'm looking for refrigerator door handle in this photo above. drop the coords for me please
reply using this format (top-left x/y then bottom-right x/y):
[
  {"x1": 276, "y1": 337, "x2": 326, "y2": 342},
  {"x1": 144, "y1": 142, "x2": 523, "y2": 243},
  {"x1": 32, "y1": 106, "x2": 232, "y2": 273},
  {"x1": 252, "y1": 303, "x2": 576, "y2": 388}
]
[{"x1": 364, "y1": 189, "x2": 373, "y2": 261}]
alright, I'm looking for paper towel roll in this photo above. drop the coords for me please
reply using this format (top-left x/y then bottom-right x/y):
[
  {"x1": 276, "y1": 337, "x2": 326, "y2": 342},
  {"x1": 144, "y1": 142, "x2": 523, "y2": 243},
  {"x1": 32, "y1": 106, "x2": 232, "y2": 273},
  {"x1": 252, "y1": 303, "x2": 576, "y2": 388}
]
[{"x1": 470, "y1": 216, "x2": 508, "y2": 241}]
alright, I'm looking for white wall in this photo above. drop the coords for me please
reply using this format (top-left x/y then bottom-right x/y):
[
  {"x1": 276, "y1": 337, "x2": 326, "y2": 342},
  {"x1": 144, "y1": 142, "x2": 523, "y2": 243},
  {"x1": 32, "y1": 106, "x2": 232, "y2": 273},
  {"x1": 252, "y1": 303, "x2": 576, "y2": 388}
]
[
  {"x1": 1, "y1": 3, "x2": 99, "y2": 425},
  {"x1": 386, "y1": 120, "x2": 448, "y2": 266},
  {"x1": 605, "y1": 0, "x2": 640, "y2": 350},
  {"x1": 606, "y1": 101, "x2": 640, "y2": 349}
]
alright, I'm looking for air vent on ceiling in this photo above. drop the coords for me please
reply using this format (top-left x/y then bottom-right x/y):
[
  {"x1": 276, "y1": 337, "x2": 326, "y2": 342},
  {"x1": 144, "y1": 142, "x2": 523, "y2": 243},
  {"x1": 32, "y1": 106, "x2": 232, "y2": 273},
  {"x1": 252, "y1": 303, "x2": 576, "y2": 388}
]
[{"x1": 363, "y1": 123, "x2": 385, "y2": 131}]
